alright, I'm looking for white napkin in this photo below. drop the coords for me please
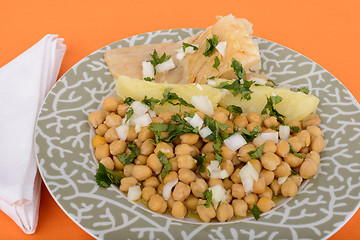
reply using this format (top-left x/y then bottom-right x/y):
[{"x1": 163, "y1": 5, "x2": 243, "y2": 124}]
[{"x1": 0, "y1": 34, "x2": 66, "y2": 234}]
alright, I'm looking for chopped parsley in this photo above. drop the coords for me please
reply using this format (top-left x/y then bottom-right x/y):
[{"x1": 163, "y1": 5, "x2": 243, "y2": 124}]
[
  {"x1": 95, "y1": 163, "x2": 123, "y2": 188},
  {"x1": 296, "y1": 87, "x2": 310, "y2": 94},
  {"x1": 261, "y1": 95, "x2": 285, "y2": 124},
  {"x1": 149, "y1": 49, "x2": 171, "y2": 74},
  {"x1": 252, "y1": 204, "x2": 261, "y2": 220},
  {"x1": 124, "y1": 97, "x2": 135, "y2": 106},
  {"x1": 194, "y1": 154, "x2": 207, "y2": 173},
  {"x1": 125, "y1": 107, "x2": 134, "y2": 123},
  {"x1": 270, "y1": 125, "x2": 278, "y2": 131},
  {"x1": 288, "y1": 142, "x2": 303, "y2": 159},
  {"x1": 231, "y1": 57, "x2": 246, "y2": 80},
  {"x1": 289, "y1": 126, "x2": 300, "y2": 133},
  {"x1": 213, "y1": 56, "x2": 220, "y2": 70},
  {"x1": 144, "y1": 77, "x2": 155, "y2": 82},
  {"x1": 160, "y1": 88, "x2": 194, "y2": 108},
  {"x1": 203, "y1": 34, "x2": 219, "y2": 57},
  {"x1": 158, "y1": 151, "x2": 171, "y2": 179},
  {"x1": 266, "y1": 79, "x2": 277, "y2": 87},
  {"x1": 202, "y1": 190, "x2": 213, "y2": 208},
  {"x1": 226, "y1": 105, "x2": 242, "y2": 115},
  {"x1": 291, "y1": 169, "x2": 297, "y2": 175},
  {"x1": 182, "y1": 42, "x2": 198, "y2": 52},
  {"x1": 142, "y1": 96, "x2": 160, "y2": 111},
  {"x1": 117, "y1": 142, "x2": 140, "y2": 165},
  {"x1": 248, "y1": 143, "x2": 265, "y2": 159},
  {"x1": 239, "y1": 126, "x2": 261, "y2": 143}
]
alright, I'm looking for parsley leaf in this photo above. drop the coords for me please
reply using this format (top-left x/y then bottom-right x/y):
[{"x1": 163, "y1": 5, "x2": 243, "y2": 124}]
[
  {"x1": 142, "y1": 96, "x2": 160, "y2": 111},
  {"x1": 289, "y1": 126, "x2": 300, "y2": 133},
  {"x1": 239, "y1": 126, "x2": 260, "y2": 142},
  {"x1": 226, "y1": 105, "x2": 242, "y2": 114},
  {"x1": 117, "y1": 143, "x2": 140, "y2": 165},
  {"x1": 124, "y1": 97, "x2": 135, "y2": 106},
  {"x1": 291, "y1": 169, "x2": 297, "y2": 175},
  {"x1": 194, "y1": 154, "x2": 206, "y2": 173},
  {"x1": 252, "y1": 204, "x2": 261, "y2": 220},
  {"x1": 203, "y1": 34, "x2": 219, "y2": 57},
  {"x1": 213, "y1": 56, "x2": 220, "y2": 70},
  {"x1": 261, "y1": 95, "x2": 285, "y2": 124},
  {"x1": 202, "y1": 190, "x2": 213, "y2": 208},
  {"x1": 125, "y1": 107, "x2": 134, "y2": 123},
  {"x1": 160, "y1": 88, "x2": 194, "y2": 108},
  {"x1": 95, "y1": 163, "x2": 123, "y2": 188},
  {"x1": 208, "y1": 73, "x2": 220, "y2": 80},
  {"x1": 248, "y1": 143, "x2": 265, "y2": 159},
  {"x1": 182, "y1": 42, "x2": 198, "y2": 52},
  {"x1": 296, "y1": 87, "x2": 310, "y2": 94},
  {"x1": 266, "y1": 79, "x2": 277, "y2": 86},
  {"x1": 231, "y1": 58, "x2": 246, "y2": 80},
  {"x1": 150, "y1": 50, "x2": 171, "y2": 74},
  {"x1": 288, "y1": 142, "x2": 303, "y2": 159},
  {"x1": 158, "y1": 151, "x2": 171, "y2": 179},
  {"x1": 144, "y1": 77, "x2": 155, "y2": 82},
  {"x1": 270, "y1": 126, "x2": 278, "y2": 131}
]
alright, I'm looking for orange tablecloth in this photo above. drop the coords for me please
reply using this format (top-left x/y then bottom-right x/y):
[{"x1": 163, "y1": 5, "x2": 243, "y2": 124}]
[{"x1": 1, "y1": 0, "x2": 359, "y2": 239}]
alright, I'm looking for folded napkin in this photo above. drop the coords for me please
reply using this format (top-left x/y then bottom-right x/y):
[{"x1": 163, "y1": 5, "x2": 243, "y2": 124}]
[{"x1": 0, "y1": 34, "x2": 66, "y2": 234}]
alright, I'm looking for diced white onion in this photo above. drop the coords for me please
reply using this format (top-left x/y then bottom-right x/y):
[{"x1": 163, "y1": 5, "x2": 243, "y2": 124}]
[
  {"x1": 115, "y1": 124, "x2": 129, "y2": 141},
  {"x1": 207, "y1": 160, "x2": 229, "y2": 179},
  {"x1": 278, "y1": 176, "x2": 288, "y2": 185},
  {"x1": 239, "y1": 162, "x2": 259, "y2": 195},
  {"x1": 208, "y1": 184, "x2": 226, "y2": 210},
  {"x1": 176, "y1": 51, "x2": 185, "y2": 60},
  {"x1": 224, "y1": 132, "x2": 247, "y2": 151},
  {"x1": 279, "y1": 125, "x2": 290, "y2": 141},
  {"x1": 196, "y1": 84, "x2": 203, "y2": 91},
  {"x1": 133, "y1": 113, "x2": 152, "y2": 133},
  {"x1": 252, "y1": 135, "x2": 266, "y2": 148},
  {"x1": 184, "y1": 117, "x2": 192, "y2": 123},
  {"x1": 142, "y1": 61, "x2": 154, "y2": 79},
  {"x1": 155, "y1": 57, "x2": 175, "y2": 74},
  {"x1": 215, "y1": 41, "x2": 227, "y2": 57},
  {"x1": 127, "y1": 185, "x2": 142, "y2": 201},
  {"x1": 249, "y1": 77, "x2": 267, "y2": 85},
  {"x1": 190, "y1": 95, "x2": 214, "y2": 116},
  {"x1": 199, "y1": 126, "x2": 212, "y2": 139},
  {"x1": 260, "y1": 132, "x2": 279, "y2": 143},
  {"x1": 189, "y1": 113, "x2": 204, "y2": 130},
  {"x1": 207, "y1": 79, "x2": 217, "y2": 87},
  {"x1": 184, "y1": 45, "x2": 198, "y2": 54},
  {"x1": 130, "y1": 101, "x2": 150, "y2": 116},
  {"x1": 148, "y1": 110, "x2": 156, "y2": 118},
  {"x1": 162, "y1": 179, "x2": 178, "y2": 201}
]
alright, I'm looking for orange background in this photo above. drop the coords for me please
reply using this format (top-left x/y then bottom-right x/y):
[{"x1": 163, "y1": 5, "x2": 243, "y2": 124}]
[{"x1": 1, "y1": 0, "x2": 360, "y2": 239}]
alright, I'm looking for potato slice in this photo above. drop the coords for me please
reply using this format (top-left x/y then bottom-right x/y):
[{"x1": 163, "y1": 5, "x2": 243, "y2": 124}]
[
  {"x1": 215, "y1": 79, "x2": 320, "y2": 123},
  {"x1": 115, "y1": 75, "x2": 225, "y2": 114}
]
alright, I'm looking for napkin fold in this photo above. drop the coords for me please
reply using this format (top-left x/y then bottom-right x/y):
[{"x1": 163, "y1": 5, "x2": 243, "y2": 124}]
[{"x1": 0, "y1": 34, "x2": 66, "y2": 234}]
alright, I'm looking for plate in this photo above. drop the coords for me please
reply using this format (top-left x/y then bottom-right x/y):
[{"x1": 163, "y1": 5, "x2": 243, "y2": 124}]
[{"x1": 35, "y1": 29, "x2": 360, "y2": 239}]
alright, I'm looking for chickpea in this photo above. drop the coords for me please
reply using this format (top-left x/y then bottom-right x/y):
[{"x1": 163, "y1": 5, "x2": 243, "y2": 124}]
[
  {"x1": 310, "y1": 136, "x2": 325, "y2": 153},
  {"x1": 260, "y1": 153, "x2": 281, "y2": 170},
  {"x1": 234, "y1": 115, "x2": 248, "y2": 129},
  {"x1": 134, "y1": 154, "x2": 147, "y2": 165},
  {"x1": 259, "y1": 187, "x2": 273, "y2": 199},
  {"x1": 151, "y1": 116, "x2": 165, "y2": 123},
  {"x1": 232, "y1": 199, "x2": 248, "y2": 217},
  {"x1": 157, "y1": 183, "x2": 164, "y2": 195},
  {"x1": 270, "y1": 180, "x2": 281, "y2": 196},
  {"x1": 259, "y1": 169, "x2": 275, "y2": 185},
  {"x1": 148, "y1": 194, "x2": 167, "y2": 213},
  {"x1": 216, "y1": 202, "x2": 234, "y2": 222},
  {"x1": 247, "y1": 112, "x2": 262, "y2": 125},
  {"x1": 175, "y1": 144, "x2": 195, "y2": 156},
  {"x1": 139, "y1": 139, "x2": 155, "y2": 156},
  {"x1": 230, "y1": 168, "x2": 242, "y2": 184},
  {"x1": 158, "y1": 112, "x2": 173, "y2": 124},
  {"x1": 253, "y1": 177, "x2": 266, "y2": 194},
  {"x1": 119, "y1": 177, "x2": 137, "y2": 192},
  {"x1": 117, "y1": 104, "x2": 129, "y2": 118},
  {"x1": 289, "y1": 175, "x2": 303, "y2": 187},
  {"x1": 113, "y1": 155, "x2": 124, "y2": 170},
  {"x1": 177, "y1": 155, "x2": 197, "y2": 169},
  {"x1": 302, "y1": 113, "x2": 321, "y2": 128},
  {"x1": 100, "y1": 157, "x2": 114, "y2": 170},
  {"x1": 231, "y1": 183, "x2": 245, "y2": 199},
  {"x1": 243, "y1": 193, "x2": 258, "y2": 210},
  {"x1": 154, "y1": 142, "x2": 174, "y2": 158},
  {"x1": 95, "y1": 124, "x2": 109, "y2": 136},
  {"x1": 109, "y1": 140, "x2": 126, "y2": 155},
  {"x1": 88, "y1": 110, "x2": 107, "y2": 128},
  {"x1": 143, "y1": 176, "x2": 160, "y2": 188},
  {"x1": 306, "y1": 126, "x2": 324, "y2": 137},
  {"x1": 184, "y1": 194, "x2": 198, "y2": 211},
  {"x1": 287, "y1": 136, "x2": 303, "y2": 152},
  {"x1": 224, "y1": 120, "x2": 234, "y2": 134},
  {"x1": 208, "y1": 179, "x2": 224, "y2": 188},
  {"x1": 247, "y1": 122, "x2": 262, "y2": 132},
  {"x1": 306, "y1": 151, "x2": 320, "y2": 165},
  {"x1": 171, "y1": 201, "x2": 187, "y2": 219},
  {"x1": 103, "y1": 114, "x2": 122, "y2": 128},
  {"x1": 123, "y1": 164, "x2": 135, "y2": 177},
  {"x1": 194, "y1": 138, "x2": 203, "y2": 150},
  {"x1": 249, "y1": 159, "x2": 262, "y2": 173},
  {"x1": 125, "y1": 126, "x2": 138, "y2": 142},
  {"x1": 199, "y1": 162, "x2": 211, "y2": 180},
  {"x1": 220, "y1": 146, "x2": 236, "y2": 161},
  {"x1": 296, "y1": 130, "x2": 311, "y2": 147},
  {"x1": 197, "y1": 199, "x2": 216, "y2": 222},
  {"x1": 178, "y1": 168, "x2": 197, "y2": 184},
  {"x1": 104, "y1": 127, "x2": 119, "y2": 143},
  {"x1": 179, "y1": 133, "x2": 199, "y2": 145},
  {"x1": 288, "y1": 121, "x2": 302, "y2": 132},
  {"x1": 102, "y1": 96, "x2": 120, "y2": 112},
  {"x1": 95, "y1": 144, "x2": 110, "y2": 160},
  {"x1": 142, "y1": 186, "x2": 156, "y2": 202},
  {"x1": 238, "y1": 144, "x2": 257, "y2": 162},
  {"x1": 220, "y1": 159, "x2": 234, "y2": 176},
  {"x1": 147, "y1": 153, "x2": 163, "y2": 174},
  {"x1": 223, "y1": 178, "x2": 233, "y2": 190},
  {"x1": 281, "y1": 179, "x2": 298, "y2": 197},
  {"x1": 172, "y1": 182, "x2": 191, "y2": 201},
  {"x1": 276, "y1": 140, "x2": 290, "y2": 157},
  {"x1": 262, "y1": 128, "x2": 277, "y2": 133},
  {"x1": 191, "y1": 179, "x2": 208, "y2": 198},
  {"x1": 299, "y1": 159, "x2": 319, "y2": 179},
  {"x1": 169, "y1": 157, "x2": 179, "y2": 171},
  {"x1": 138, "y1": 127, "x2": 154, "y2": 142},
  {"x1": 263, "y1": 116, "x2": 279, "y2": 128},
  {"x1": 201, "y1": 141, "x2": 215, "y2": 154},
  {"x1": 257, "y1": 196, "x2": 275, "y2": 213},
  {"x1": 284, "y1": 153, "x2": 304, "y2": 168},
  {"x1": 274, "y1": 162, "x2": 291, "y2": 178},
  {"x1": 131, "y1": 165, "x2": 152, "y2": 181},
  {"x1": 263, "y1": 140, "x2": 277, "y2": 154},
  {"x1": 212, "y1": 111, "x2": 228, "y2": 124},
  {"x1": 92, "y1": 135, "x2": 107, "y2": 149},
  {"x1": 300, "y1": 146, "x2": 309, "y2": 154}
]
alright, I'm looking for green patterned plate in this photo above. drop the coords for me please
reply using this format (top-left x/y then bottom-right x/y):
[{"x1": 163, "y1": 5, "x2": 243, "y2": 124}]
[{"x1": 35, "y1": 29, "x2": 360, "y2": 239}]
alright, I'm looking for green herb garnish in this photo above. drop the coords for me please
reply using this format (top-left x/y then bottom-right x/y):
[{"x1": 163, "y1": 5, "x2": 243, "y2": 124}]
[
  {"x1": 252, "y1": 204, "x2": 261, "y2": 220},
  {"x1": 266, "y1": 79, "x2": 277, "y2": 86},
  {"x1": 125, "y1": 107, "x2": 134, "y2": 123},
  {"x1": 296, "y1": 87, "x2": 310, "y2": 94},
  {"x1": 194, "y1": 154, "x2": 206, "y2": 173},
  {"x1": 239, "y1": 126, "x2": 261, "y2": 143},
  {"x1": 202, "y1": 190, "x2": 213, "y2": 208},
  {"x1": 117, "y1": 142, "x2": 140, "y2": 165},
  {"x1": 144, "y1": 77, "x2": 155, "y2": 82},
  {"x1": 289, "y1": 126, "x2": 300, "y2": 133},
  {"x1": 158, "y1": 151, "x2": 171, "y2": 179},
  {"x1": 248, "y1": 143, "x2": 265, "y2": 159},
  {"x1": 203, "y1": 34, "x2": 219, "y2": 57},
  {"x1": 270, "y1": 126, "x2": 278, "y2": 131},
  {"x1": 261, "y1": 95, "x2": 285, "y2": 124},
  {"x1": 160, "y1": 88, "x2": 194, "y2": 108},
  {"x1": 288, "y1": 142, "x2": 303, "y2": 159},
  {"x1": 150, "y1": 49, "x2": 171, "y2": 74},
  {"x1": 213, "y1": 56, "x2": 220, "y2": 70},
  {"x1": 182, "y1": 42, "x2": 198, "y2": 52},
  {"x1": 291, "y1": 169, "x2": 297, "y2": 175},
  {"x1": 95, "y1": 163, "x2": 123, "y2": 188},
  {"x1": 124, "y1": 97, "x2": 135, "y2": 106},
  {"x1": 142, "y1": 96, "x2": 160, "y2": 111},
  {"x1": 226, "y1": 105, "x2": 242, "y2": 115},
  {"x1": 231, "y1": 57, "x2": 246, "y2": 80}
]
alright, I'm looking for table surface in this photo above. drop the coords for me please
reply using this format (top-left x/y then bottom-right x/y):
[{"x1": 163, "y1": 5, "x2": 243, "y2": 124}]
[{"x1": 1, "y1": 0, "x2": 360, "y2": 239}]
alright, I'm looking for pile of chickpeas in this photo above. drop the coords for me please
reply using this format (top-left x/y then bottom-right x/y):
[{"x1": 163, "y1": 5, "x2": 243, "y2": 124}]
[{"x1": 88, "y1": 96, "x2": 325, "y2": 222}]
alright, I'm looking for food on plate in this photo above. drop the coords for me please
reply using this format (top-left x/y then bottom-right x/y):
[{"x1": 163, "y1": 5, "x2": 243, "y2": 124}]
[{"x1": 104, "y1": 14, "x2": 260, "y2": 84}]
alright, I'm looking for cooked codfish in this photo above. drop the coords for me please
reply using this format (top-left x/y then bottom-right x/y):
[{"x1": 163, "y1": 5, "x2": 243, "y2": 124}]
[{"x1": 104, "y1": 15, "x2": 261, "y2": 84}]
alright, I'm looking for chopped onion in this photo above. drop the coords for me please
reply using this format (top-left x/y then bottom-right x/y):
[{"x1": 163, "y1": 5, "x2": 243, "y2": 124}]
[
  {"x1": 239, "y1": 162, "x2": 259, "y2": 195},
  {"x1": 215, "y1": 41, "x2": 227, "y2": 57},
  {"x1": 115, "y1": 124, "x2": 129, "y2": 141},
  {"x1": 252, "y1": 135, "x2": 266, "y2": 148},
  {"x1": 127, "y1": 185, "x2": 141, "y2": 201},
  {"x1": 155, "y1": 57, "x2": 175, "y2": 74},
  {"x1": 142, "y1": 61, "x2": 154, "y2": 79},
  {"x1": 184, "y1": 45, "x2": 198, "y2": 54},
  {"x1": 189, "y1": 113, "x2": 204, "y2": 130},
  {"x1": 249, "y1": 77, "x2": 267, "y2": 85},
  {"x1": 133, "y1": 113, "x2": 152, "y2": 133},
  {"x1": 190, "y1": 95, "x2": 214, "y2": 116},
  {"x1": 206, "y1": 79, "x2": 217, "y2": 87},
  {"x1": 148, "y1": 110, "x2": 156, "y2": 118},
  {"x1": 208, "y1": 184, "x2": 226, "y2": 210},
  {"x1": 224, "y1": 132, "x2": 247, "y2": 151},
  {"x1": 199, "y1": 126, "x2": 212, "y2": 139},
  {"x1": 279, "y1": 125, "x2": 290, "y2": 141},
  {"x1": 162, "y1": 179, "x2": 178, "y2": 200},
  {"x1": 176, "y1": 51, "x2": 185, "y2": 60},
  {"x1": 278, "y1": 176, "x2": 288, "y2": 185},
  {"x1": 260, "y1": 132, "x2": 279, "y2": 143},
  {"x1": 130, "y1": 101, "x2": 150, "y2": 116},
  {"x1": 207, "y1": 160, "x2": 229, "y2": 179}
]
